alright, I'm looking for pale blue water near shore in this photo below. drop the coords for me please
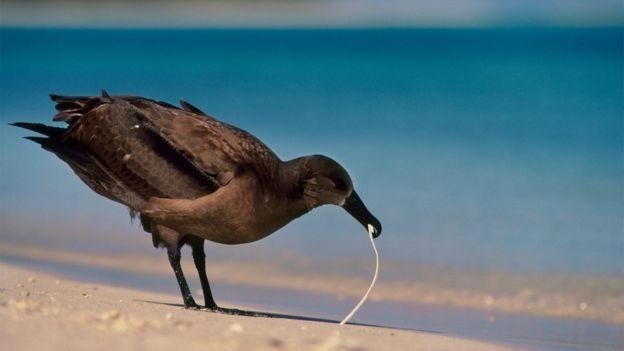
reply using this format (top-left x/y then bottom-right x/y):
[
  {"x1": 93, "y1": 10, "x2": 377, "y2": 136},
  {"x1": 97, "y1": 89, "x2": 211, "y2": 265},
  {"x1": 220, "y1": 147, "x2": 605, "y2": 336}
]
[{"x1": 1, "y1": 28, "x2": 622, "y2": 275}]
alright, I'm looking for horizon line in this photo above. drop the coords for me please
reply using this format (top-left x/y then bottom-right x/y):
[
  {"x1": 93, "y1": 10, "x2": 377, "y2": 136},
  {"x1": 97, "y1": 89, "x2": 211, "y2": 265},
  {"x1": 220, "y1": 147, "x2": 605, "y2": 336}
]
[{"x1": 2, "y1": 24, "x2": 623, "y2": 30}]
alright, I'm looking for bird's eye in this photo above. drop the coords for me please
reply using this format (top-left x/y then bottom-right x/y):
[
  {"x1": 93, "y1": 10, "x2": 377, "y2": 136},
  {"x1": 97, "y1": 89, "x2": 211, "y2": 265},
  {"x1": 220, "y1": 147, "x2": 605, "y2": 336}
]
[{"x1": 334, "y1": 178, "x2": 347, "y2": 191}]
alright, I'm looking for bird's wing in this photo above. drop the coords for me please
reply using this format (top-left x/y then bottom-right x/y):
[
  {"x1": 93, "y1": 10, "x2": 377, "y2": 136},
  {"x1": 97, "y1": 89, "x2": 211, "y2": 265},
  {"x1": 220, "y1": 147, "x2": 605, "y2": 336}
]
[
  {"x1": 125, "y1": 97, "x2": 280, "y2": 186},
  {"x1": 54, "y1": 94, "x2": 278, "y2": 192}
]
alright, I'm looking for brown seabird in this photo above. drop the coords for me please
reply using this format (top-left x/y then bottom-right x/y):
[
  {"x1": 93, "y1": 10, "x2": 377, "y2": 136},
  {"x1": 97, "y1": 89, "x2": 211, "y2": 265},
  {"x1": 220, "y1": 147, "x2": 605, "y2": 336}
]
[{"x1": 12, "y1": 91, "x2": 382, "y2": 315}]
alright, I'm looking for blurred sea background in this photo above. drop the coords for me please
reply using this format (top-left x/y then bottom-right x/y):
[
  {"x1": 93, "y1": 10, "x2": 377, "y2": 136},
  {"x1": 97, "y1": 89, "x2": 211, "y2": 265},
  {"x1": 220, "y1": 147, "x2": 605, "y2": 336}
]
[
  {"x1": 1, "y1": 1, "x2": 623, "y2": 349},
  {"x1": 2, "y1": 27, "x2": 623, "y2": 274}
]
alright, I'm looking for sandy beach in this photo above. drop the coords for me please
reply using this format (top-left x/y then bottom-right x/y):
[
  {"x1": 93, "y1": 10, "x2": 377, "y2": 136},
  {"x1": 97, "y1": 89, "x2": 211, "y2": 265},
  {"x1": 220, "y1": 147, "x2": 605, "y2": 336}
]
[{"x1": 0, "y1": 262, "x2": 521, "y2": 351}]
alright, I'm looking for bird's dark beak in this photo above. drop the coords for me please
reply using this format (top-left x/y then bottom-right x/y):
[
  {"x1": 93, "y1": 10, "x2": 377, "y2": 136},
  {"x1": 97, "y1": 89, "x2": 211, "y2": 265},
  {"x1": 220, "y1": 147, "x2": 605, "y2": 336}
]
[{"x1": 342, "y1": 191, "x2": 382, "y2": 238}]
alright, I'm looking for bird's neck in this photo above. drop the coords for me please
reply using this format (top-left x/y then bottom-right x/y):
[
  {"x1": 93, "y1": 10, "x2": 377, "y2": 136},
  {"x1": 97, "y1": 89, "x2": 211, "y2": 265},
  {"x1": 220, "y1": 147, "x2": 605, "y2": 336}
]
[{"x1": 276, "y1": 156, "x2": 311, "y2": 201}]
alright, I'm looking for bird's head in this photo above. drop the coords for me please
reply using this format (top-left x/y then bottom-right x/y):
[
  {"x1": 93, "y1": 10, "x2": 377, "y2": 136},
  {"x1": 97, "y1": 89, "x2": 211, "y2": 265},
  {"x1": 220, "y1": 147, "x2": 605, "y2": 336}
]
[{"x1": 295, "y1": 155, "x2": 382, "y2": 238}]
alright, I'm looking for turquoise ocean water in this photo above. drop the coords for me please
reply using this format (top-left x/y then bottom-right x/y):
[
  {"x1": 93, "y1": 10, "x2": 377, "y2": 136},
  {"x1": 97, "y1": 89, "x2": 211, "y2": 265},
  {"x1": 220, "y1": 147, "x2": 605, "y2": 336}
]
[{"x1": 1, "y1": 28, "x2": 622, "y2": 275}]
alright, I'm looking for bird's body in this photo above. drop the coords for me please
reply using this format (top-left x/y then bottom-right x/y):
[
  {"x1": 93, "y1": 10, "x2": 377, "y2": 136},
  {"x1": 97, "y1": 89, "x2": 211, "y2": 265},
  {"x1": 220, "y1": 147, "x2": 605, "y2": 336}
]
[{"x1": 13, "y1": 92, "x2": 381, "y2": 313}]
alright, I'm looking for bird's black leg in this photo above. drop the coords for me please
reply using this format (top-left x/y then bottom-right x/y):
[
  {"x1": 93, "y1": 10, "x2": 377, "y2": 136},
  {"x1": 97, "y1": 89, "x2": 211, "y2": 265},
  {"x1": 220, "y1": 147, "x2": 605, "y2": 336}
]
[
  {"x1": 189, "y1": 238, "x2": 217, "y2": 309},
  {"x1": 188, "y1": 236, "x2": 271, "y2": 317},
  {"x1": 167, "y1": 245, "x2": 198, "y2": 309}
]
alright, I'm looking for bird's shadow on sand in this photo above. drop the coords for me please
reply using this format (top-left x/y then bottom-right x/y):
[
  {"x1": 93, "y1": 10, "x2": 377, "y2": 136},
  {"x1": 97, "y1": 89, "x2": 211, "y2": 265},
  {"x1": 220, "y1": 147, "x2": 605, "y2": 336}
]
[{"x1": 136, "y1": 299, "x2": 443, "y2": 334}]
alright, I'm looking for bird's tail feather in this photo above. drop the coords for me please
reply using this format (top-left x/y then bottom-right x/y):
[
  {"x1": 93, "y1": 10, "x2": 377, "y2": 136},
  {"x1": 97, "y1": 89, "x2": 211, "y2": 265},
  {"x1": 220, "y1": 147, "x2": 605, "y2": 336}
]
[
  {"x1": 14, "y1": 123, "x2": 146, "y2": 211},
  {"x1": 10, "y1": 122, "x2": 65, "y2": 138}
]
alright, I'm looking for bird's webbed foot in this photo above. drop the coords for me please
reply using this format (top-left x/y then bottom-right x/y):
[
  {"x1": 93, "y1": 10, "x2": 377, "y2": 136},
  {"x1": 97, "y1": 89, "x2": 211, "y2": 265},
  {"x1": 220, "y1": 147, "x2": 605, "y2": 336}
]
[{"x1": 204, "y1": 304, "x2": 272, "y2": 317}]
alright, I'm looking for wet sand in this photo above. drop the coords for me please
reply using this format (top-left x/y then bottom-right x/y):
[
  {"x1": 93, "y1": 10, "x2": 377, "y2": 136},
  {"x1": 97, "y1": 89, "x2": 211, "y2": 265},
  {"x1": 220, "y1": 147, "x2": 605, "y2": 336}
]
[
  {"x1": 1, "y1": 242, "x2": 622, "y2": 325},
  {"x1": 0, "y1": 262, "x2": 519, "y2": 351}
]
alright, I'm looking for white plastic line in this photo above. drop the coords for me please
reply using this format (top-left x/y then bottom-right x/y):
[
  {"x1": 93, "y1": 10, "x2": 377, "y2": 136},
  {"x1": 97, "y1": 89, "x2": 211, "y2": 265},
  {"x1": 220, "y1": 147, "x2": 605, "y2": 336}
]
[{"x1": 339, "y1": 224, "x2": 379, "y2": 325}]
